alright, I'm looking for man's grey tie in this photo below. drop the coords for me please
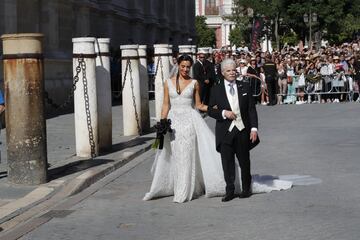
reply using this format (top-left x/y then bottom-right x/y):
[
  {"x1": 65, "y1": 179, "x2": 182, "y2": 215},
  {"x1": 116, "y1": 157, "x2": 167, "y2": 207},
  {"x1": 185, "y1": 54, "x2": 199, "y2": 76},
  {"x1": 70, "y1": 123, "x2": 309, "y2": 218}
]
[{"x1": 229, "y1": 82, "x2": 235, "y2": 96}]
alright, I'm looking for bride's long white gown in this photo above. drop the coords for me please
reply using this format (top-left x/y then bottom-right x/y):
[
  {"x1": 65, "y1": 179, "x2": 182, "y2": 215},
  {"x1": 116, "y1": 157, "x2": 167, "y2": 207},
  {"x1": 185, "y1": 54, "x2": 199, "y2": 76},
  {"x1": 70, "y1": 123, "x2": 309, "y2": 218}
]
[{"x1": 144, "y1": 79, "x2": 292, "y2": 203}]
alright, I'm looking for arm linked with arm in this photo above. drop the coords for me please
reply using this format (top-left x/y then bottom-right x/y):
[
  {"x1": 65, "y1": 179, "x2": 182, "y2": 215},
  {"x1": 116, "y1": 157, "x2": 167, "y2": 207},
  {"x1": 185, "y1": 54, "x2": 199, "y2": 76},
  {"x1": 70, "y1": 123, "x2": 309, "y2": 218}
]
[
  {"x1": 194, "y1": 81, "x2": 208, "y2": 112},
  {"x1": 207, "y1": 87, "x2": 225, "y2": 121}
]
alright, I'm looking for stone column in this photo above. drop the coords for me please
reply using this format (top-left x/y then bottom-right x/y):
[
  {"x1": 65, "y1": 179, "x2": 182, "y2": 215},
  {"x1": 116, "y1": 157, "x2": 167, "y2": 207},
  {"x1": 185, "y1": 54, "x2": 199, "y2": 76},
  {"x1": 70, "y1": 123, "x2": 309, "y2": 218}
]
[
  {"x1": 120, "y1": 45, "x2": 142, "y2": 136},
  {"x1": 105, "y1": 14, "x2": 114, "y2": 38},
  {"x1": 1, "y1": 33, "x2": 47, "y2": 185},
  {"x1": 3, "y1": 0, "x2": 17, "y2": 33},
  {"x1": 153, "y1": 44, "x2": 170, "y2": 120},
  {"x1": 138, "y1": 45, "x2": 150, "y2": 132},
  {"x1": 222, "y1": 24, "x2": 226, "y2": 47},
  {"x1": 130, "y1": 21, "x2": 140, "y2": 44},
  {"x1": 225, "y1": 24, "x2": 230, "y2": 46},
  {"x1": 95, "y1": 38, "x2": 112, "y2": 152},
  {"x1": 73, "y1": 37, "x2": 99, "y2": 158},
  {"x1": 41, "y1": 0, "x2": 59, "y2": 52},
  {"x1": 76, "y1": 6, "x2": 90, "y2": 37}
]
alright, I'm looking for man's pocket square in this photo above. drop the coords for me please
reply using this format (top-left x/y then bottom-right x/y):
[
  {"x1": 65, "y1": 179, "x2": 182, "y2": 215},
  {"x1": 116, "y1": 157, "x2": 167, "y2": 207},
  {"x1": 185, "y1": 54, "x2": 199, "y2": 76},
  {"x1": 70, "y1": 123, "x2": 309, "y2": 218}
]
[
  {"x1": 242, "y1": 93, "x2": 247, "y2": 96},
  {"x1": 212, "y1": 105, "x2": 218, "y2": 109}
]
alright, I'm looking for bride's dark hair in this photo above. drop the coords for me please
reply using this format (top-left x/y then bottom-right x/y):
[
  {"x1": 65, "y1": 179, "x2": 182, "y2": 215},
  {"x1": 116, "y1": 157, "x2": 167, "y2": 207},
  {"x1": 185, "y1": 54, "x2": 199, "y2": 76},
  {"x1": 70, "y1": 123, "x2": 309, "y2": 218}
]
[
  {"x1": 175, "y1": 54, "x2": 193, "y2": 94},
  {"x1": 177, "y1": 54, "x2": 194, "y2": 65}
]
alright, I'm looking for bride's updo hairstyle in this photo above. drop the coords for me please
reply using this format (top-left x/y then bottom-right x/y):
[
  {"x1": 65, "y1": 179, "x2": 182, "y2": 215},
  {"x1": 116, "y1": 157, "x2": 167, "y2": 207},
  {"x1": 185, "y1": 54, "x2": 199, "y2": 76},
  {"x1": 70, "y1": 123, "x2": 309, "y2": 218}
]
[
  {"x1": 177, "y1": 54, "x2": 194, "y2": 66},
  {"x1": 175, "y1": 54, "x2": 194, "y2": 94}
]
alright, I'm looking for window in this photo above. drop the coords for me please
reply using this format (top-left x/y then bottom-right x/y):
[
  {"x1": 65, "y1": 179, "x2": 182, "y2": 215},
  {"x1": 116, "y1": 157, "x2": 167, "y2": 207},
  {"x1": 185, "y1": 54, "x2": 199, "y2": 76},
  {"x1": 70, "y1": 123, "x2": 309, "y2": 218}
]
[{"x1": 205, "y1": 0, "x2": 218, "y2": 15}]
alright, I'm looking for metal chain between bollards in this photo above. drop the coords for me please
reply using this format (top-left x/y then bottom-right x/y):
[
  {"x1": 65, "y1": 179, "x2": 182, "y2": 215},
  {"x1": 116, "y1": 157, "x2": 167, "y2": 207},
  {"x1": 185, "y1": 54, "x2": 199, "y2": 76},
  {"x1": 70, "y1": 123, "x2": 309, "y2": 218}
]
[
  {"x1": 128, "y1": 61, "x2": 142, "y2": 135},
  {"x1": 154, "y1": 56, "x2": 164, "y2": 85},
  {"x1": 44, "y1": 57, "x2": 96, "y2": 158},
  {"x1": 80, "y1": 59, "x2": 97, "y2": 158},
  {"x1": 44, "y1": 58, "x2": 83, "y2": 109},
  {"x1": 120, "y1": 59, "x2": 130, "y2": 92}
]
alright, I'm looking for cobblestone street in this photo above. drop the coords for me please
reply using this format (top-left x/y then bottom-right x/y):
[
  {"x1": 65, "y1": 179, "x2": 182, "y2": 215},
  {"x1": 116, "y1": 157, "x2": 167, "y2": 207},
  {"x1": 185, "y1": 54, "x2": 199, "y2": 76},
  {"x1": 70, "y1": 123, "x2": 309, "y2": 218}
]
[{"x1": 18, "y1": 103, "x2": 360, "y2": 240}]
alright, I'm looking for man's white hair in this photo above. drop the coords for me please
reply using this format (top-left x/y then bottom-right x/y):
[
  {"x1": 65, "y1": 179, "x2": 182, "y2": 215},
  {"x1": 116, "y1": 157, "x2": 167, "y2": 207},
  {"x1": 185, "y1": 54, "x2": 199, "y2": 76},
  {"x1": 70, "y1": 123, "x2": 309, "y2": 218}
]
[{"x1": 221, "y1": 58, "x2": 236, "y2": 72}]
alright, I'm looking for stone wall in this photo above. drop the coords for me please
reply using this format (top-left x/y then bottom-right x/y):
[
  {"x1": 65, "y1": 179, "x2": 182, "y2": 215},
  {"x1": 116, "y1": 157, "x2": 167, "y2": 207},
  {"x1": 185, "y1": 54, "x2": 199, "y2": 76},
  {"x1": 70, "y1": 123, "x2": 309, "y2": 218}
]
[{"x1": 0, "y1": 0, "x2": 196, "y2": 107}]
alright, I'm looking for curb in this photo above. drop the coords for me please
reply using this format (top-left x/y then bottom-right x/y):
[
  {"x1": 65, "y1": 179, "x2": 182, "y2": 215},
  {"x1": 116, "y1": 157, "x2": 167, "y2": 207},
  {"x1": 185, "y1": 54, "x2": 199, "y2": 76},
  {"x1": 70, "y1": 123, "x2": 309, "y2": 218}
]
[
  {"x1": 63, "y1": 142, "x2": 152, "y2": 197},
  {"x1": 0, "y1": 138, "x2": 153, "y2": 233}
]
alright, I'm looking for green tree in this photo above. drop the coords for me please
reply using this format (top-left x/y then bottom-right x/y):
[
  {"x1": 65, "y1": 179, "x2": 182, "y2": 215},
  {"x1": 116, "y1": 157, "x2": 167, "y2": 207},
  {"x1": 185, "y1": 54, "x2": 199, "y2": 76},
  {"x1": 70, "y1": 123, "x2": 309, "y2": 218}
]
[
  {"x1": 231, "y1": 0, "x2": 288, "y2": 50},
  {"x1": 229, "y1": 27, "x2": 242, "y2": 47},
  {"x1": 285, "y1": 0, "x2": 360, "y2": 45},
  {"x1": 280, "y1": 30, "x2": 298, "y2": 46},
  {"x1": 231, "y1": 0, "x2": 360, "y2": 48},
  {"x1": 195, "y1": 16, "x2": 216, "y2": 47}
]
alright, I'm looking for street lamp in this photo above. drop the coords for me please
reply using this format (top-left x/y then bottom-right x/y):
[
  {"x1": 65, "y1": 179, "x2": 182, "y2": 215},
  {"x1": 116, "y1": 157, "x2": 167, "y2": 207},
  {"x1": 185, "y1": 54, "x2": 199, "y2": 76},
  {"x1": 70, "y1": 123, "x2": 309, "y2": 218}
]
[{"x1": 303, "y1": 10, "x2": 317, "y2": 49}]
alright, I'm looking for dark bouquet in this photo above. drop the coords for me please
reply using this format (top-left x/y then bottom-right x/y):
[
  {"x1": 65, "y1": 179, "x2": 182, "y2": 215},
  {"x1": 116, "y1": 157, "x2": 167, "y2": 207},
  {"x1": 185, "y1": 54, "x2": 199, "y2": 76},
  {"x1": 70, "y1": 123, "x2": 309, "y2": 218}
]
[{"x1": 152, "y1": 118, "x2": 173, "y2": 149}]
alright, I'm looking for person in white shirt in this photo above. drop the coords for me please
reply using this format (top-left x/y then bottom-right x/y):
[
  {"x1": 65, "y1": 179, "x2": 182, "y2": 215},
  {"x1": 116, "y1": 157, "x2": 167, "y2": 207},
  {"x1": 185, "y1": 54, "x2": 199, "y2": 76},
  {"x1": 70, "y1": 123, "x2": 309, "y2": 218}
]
[{"x1": 208, "y1": 59, "x2": 259, "y2": 201}]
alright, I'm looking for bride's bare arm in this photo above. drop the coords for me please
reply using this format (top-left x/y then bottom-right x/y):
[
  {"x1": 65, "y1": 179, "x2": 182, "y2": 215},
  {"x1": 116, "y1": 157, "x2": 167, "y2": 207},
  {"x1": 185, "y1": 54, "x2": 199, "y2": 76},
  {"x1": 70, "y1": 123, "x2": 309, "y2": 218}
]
[
  {"x1": 194, "y1": 81, "x2": 208, "y2": 112},
  {"x1": 161, "y1": 81, "x2": 171, "y2": 119}
]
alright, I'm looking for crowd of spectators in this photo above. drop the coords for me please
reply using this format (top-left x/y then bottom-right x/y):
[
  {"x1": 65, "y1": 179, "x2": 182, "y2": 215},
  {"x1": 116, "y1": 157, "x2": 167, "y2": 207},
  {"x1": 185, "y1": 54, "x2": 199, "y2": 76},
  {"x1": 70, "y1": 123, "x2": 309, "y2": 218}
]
[{"x1": 206, "y1": 40, "x2": 360, "y2": 105}]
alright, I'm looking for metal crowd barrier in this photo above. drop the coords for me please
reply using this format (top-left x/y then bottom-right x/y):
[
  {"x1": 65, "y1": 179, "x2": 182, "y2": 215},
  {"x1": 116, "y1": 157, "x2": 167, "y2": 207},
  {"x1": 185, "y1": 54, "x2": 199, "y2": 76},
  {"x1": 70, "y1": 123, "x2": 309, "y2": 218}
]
[{"x1": 277, "y1": 73, "x2": 358, "y2": 103}]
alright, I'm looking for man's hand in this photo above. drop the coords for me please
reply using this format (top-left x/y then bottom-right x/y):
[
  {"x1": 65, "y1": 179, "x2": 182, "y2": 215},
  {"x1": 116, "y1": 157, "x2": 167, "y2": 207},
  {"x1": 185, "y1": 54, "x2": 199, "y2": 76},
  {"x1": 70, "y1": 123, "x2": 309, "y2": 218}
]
[
  {"x1": 204, "y1": 79, "x2": 210, "y2": 84},
  {"x1": 224, "y1": 110, "x2": 236, "y2": 120},
  {"x1": 250, "y1": 131, "x2": 258, "y2": 143}
]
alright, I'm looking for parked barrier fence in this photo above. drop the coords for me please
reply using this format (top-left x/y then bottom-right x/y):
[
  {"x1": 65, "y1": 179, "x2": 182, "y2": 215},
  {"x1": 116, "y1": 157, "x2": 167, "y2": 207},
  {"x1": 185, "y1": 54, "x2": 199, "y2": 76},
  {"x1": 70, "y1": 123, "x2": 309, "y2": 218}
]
[
  {"x1": 281, "y1": 73, "x2": 358, "y2": 103},
  {"x1": 244, "y1": 73, "x2": 359, "y2": 103}
]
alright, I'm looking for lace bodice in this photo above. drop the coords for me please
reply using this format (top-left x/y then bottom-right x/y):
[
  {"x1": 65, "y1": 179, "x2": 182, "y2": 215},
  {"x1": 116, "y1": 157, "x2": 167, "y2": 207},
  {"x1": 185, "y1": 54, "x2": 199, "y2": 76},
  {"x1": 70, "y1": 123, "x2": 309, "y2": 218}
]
[{"x1": 167, "y1": 79, "x2": 196, "y2": 109}]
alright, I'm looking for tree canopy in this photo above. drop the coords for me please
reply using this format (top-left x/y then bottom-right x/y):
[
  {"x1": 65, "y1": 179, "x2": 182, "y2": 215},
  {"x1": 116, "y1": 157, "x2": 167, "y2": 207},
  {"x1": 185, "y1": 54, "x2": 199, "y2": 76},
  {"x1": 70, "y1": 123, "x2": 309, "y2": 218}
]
[
  {"x1": 230, "y1": 0, "x2": 360, "y2": 49},
  {"x1": 195, "y1": 16, "x2": 216, "y2": 47}
]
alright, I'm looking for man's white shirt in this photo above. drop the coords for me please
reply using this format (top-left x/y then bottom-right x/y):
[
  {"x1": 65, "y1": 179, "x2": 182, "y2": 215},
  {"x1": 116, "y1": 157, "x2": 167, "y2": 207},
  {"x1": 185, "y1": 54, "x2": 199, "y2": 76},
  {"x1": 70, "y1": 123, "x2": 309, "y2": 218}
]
[{"x1": 221, "y1": 80, "x2": 257, "y2": 132}]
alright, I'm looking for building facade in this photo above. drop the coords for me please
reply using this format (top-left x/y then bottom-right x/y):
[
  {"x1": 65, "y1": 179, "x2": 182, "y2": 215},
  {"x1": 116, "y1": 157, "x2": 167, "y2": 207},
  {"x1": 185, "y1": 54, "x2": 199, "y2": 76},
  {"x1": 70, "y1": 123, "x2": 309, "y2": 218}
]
[
  {"x1": 195, "y1": 0, "x2": 234, "y2": 49},
  {"x1": 0, "y1": 0, "x2": 196, "y2": 103}
]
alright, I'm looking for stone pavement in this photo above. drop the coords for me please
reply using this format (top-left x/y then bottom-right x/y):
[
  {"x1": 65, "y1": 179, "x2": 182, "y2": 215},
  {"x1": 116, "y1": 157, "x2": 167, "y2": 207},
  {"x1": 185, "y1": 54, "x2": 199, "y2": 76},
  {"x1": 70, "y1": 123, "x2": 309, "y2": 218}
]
[
  {"x1": 0, "y1": 101, "x2": 156, "y2": 230},
  {"x1": 6, "y1": 102, "x2": 359, "y2": 240},
  {"x1": 1, "y1": 101, "x2": 360, "y2": 239}
]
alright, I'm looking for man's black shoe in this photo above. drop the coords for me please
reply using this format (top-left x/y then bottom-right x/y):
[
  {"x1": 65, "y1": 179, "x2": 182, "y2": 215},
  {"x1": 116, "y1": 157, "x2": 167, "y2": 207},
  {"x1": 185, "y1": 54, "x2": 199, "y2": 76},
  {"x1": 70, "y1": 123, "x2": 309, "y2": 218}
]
[
  {"x1": 238, "y1": 191, "x2": 252, "y2": 199},
  {"x1": 221, "y1": 193, "x2": 236, "y2": 202}
]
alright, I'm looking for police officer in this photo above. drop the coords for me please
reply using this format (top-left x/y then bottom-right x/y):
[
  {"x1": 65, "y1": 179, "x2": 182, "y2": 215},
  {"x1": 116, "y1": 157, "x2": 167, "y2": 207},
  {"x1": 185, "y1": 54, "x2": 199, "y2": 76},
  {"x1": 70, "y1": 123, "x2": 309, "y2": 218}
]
[{"x1": 262, "y1": 56, "x2": 278, "y2": 105}]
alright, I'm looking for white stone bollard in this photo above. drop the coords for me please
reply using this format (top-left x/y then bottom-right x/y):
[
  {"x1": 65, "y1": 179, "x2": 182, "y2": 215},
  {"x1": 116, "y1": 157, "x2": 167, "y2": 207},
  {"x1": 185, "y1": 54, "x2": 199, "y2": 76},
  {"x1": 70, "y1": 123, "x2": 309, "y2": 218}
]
[
  {"x1": 178, "y1": 45, "x2": 193, "y2": 56},
  {"x1": 138, "y1": 45, "x2": 150, "y2": 132},
  {"x1": 95, "y1": 38, "x2": 112, "y2": 152},
  {"x1": 168, "y1": 45, "x2": 174, "y2": 67},
  {"x1": 73, "y1": 37, "x2": 99, "y2": 158},
  {"x1": 191, "y1": 45, "x2": 197, "y2": 62},
  {"x1": 168, "y1": 44, "x2": 178, "y2": 78},
  {"x1": 154, "y1": 44, "x2": 170, "y2": 120},
  {"x1": 120, "y1": 45, "x2": 142, "y2": 136}
]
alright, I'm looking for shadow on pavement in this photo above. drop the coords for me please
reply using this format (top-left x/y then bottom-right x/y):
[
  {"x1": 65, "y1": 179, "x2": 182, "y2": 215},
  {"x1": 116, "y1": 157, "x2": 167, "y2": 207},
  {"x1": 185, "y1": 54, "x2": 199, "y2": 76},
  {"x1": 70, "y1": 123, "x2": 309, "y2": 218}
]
[
  {"x1": 0, "y1": 171, "x2": 7, "y2": 179},
  {"x1": 101, "y1": 137, "x2": 154, "y2": 155},
  {"x1": 48, "y1": 159, "x2": 114, "y2": 181}
]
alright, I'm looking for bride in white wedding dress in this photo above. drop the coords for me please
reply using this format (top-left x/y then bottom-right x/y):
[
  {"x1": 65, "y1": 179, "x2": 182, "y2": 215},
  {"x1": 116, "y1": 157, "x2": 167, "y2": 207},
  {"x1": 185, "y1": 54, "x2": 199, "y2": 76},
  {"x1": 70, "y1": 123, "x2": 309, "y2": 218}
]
[{"x1": 143, "y1": 55, "x2": 292, "y2": 203}]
